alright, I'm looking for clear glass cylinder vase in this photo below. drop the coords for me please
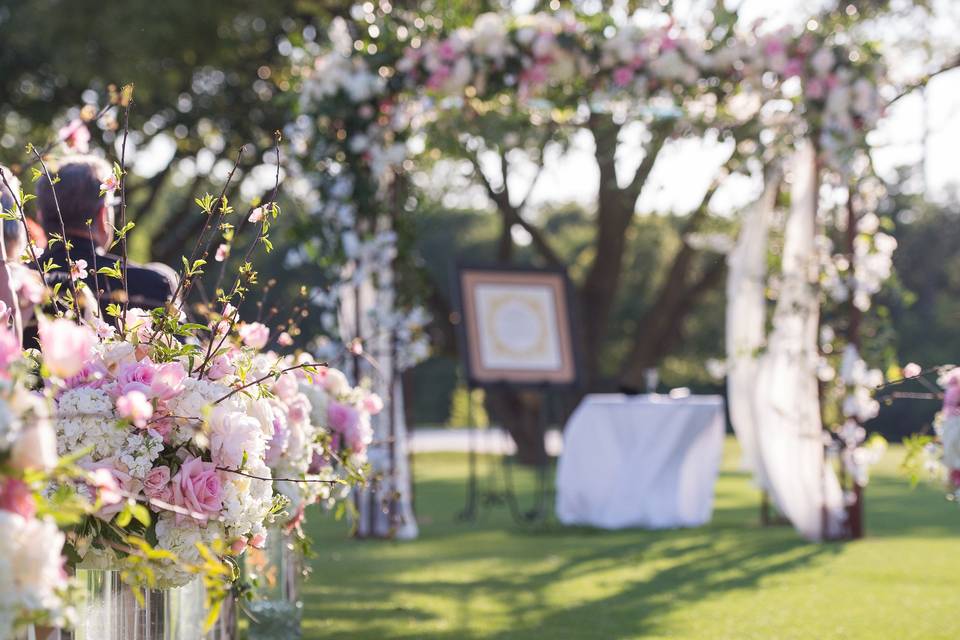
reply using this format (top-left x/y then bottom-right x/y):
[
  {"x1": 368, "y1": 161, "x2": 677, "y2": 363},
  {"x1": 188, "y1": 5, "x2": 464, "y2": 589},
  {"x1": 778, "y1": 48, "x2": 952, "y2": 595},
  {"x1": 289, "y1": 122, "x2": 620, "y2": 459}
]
[
  {"x1": 68, "y1": 570, "x2": 206, "y2": 640},
  {"x1": 244, "y1": 528, "x2": 303, "y2": 640}
]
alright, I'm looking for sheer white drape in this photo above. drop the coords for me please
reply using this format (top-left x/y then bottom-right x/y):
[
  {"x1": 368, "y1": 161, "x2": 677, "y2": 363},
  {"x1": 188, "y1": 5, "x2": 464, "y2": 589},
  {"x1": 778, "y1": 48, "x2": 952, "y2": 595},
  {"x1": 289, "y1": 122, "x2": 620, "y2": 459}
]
[
  {"x1": 728, "y1": 142, "x2": 845, "y2": 541},
  {"x1": 725, "y1": 168, "x2": 779, "y2": 489},
  {"x1": 339, "y1": 264, "x2": 419, "y2": 540}
]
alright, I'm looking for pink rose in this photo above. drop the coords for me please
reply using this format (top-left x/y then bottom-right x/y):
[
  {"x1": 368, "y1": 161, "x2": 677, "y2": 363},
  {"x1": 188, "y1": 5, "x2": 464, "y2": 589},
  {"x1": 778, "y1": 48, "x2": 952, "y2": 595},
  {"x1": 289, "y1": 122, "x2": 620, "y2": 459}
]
[
  {"x1": 327, "y1": 400, "x2": 359, "y2": 435},
  {"x1": 286, "y1": 396, "x2": 310, "y2": 424},
  {"x1": 143, "y1": 465, "x2": 172, "y2": 503},
  {"x1": 117, "y1": 390, "x2": 153, "y2": 428},
  {"x1": 10, "y1": 422, "x2": 58, "y2": 471},
  {"x1": 277, "y1": 332, "x2": 293, "y2": 347},
  {"x1": 113, "y1": 360, "x2": 157, "y2": 398},
  {"x1": 206, "y1": 353, "x2": 236, "y2": 381},
  {"x1": 39, "y1": 318, "x2": 96, "y2": 378},
  {"x1": 272, "y1": 372, "x2": 299, "y2": 401},
  {"x1": 89, "y1": 465, "x2": 141, "y2": 519},
  {"x1": 363, "y1": 393, "x2": 384, "y2": 416},
  {"x1": 151, "y1": 362, "x2": 187, "y2": 401},
  {"x1": 64, "y1": 360, "x2": 108, "y2": 390},
  {"x1": 238, "y1": 322, "x2": 269, "y2": 349},
  {"x1": 148, "y1": 416, "x2": 175, "y2": 442},
  {"x1": 0, "y1": 478, "x2": 37, "y2": 518},
  {"x1": 171, "y1": 456, "x2": 223, "y2": 521},
  {"x1": 0, "y1": 326, "x2": 19, "y2": 373}
]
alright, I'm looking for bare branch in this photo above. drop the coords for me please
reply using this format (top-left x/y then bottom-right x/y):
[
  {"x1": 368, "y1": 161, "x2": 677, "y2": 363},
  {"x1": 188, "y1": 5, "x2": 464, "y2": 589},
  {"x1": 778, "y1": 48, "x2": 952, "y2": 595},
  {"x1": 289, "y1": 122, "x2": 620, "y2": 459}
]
[{"x1": 888, "y1": 54, "x2": 960, "y2": 106}]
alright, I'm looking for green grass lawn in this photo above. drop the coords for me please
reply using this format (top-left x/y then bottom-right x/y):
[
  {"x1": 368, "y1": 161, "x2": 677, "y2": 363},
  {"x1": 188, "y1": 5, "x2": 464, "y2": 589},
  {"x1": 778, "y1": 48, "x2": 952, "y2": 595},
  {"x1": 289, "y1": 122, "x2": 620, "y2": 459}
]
[{"x1": 300, "y1": 439, "x2": 960, "y2": 639}]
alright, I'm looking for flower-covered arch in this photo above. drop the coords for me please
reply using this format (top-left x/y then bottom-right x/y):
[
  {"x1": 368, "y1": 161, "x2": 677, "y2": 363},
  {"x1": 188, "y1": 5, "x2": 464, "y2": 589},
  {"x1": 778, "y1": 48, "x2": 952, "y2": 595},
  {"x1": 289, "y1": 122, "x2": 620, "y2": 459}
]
[{"x1": 286, "y1": 8, "x2": 895, "y2": 540}]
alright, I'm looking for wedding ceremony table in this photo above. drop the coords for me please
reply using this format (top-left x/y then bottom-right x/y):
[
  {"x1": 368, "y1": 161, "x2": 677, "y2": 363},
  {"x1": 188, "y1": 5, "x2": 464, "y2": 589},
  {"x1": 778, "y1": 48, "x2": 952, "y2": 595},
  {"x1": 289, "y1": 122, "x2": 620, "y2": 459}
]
[{"x1": 556, "y1": 394, "x2": 725, "y2": 530}]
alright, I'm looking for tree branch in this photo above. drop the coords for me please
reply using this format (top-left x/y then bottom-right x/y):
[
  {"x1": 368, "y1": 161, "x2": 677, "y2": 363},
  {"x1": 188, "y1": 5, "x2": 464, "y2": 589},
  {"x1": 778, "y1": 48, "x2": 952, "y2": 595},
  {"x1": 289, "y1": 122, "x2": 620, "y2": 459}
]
[
  {"x1": 888, "y1": 54, "x2": 960, "y2": 106},
  {"x1": 463, "y1": 144, "x2": 563, "y2": 267}
]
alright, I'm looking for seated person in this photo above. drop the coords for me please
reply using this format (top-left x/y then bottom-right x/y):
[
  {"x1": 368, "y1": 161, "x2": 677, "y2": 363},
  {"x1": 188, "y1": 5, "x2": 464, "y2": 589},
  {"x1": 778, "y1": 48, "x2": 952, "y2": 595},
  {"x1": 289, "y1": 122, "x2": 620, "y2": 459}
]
[
  {"x1": 0, "y1": 165, "x2": 24, "y2": 340},
  {"x1": 34, "y1": 155, "x2": 176, "y2": 321}
]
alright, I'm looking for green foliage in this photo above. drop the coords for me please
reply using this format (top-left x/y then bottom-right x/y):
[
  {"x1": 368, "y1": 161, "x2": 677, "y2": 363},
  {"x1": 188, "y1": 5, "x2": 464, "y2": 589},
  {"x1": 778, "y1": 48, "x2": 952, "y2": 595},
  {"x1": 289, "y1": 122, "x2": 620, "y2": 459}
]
[{"x1": 448, "y1": 385, "x2": 489, "y2": 428}]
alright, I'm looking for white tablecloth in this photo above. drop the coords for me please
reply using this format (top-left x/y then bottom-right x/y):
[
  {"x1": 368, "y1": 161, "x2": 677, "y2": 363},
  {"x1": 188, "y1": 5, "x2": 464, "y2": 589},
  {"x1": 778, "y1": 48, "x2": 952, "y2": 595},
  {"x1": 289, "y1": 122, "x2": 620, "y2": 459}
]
[{"x1": 556, "y1": 394, "x2": 725, "y2": 529}]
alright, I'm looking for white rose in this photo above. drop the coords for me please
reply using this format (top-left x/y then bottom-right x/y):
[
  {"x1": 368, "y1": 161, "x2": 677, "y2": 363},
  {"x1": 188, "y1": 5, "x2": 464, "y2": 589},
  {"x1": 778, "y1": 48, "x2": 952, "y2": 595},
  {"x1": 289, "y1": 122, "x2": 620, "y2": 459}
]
[
  {"x1": 209, "y1": 407, "x2": 266, "y2": 470},
  {"x1": 323, "y1": 368, "x2": 350, "y2": 397},
  {"x1": 10, "y1": 421, "x2": 58, "y2": 471}
]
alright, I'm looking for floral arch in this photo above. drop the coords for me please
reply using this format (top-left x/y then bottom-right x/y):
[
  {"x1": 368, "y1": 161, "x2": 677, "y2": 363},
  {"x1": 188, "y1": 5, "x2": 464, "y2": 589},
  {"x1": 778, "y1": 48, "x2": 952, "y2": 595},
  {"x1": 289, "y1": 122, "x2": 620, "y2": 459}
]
[{"x1": 286, "y1": 8, "x2": 895, "y2": 540}]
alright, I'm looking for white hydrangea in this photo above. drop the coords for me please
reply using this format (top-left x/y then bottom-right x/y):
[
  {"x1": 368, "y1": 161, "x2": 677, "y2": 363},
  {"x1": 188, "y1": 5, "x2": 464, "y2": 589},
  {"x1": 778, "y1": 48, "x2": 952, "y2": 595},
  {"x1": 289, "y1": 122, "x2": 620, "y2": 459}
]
[
  {"x1": 56, "y1": 387, "x2": 124, "y2": 461},
  {"x1": 165, "y1": 378, "x2": 232, "y2": 446},
  {"x1": 219, "y1": 459, "x2": 274, "y2": 540},
  {"x1": 0, "y1": 513, "x2": 69, "y2": 637},
  {"x1": 118, "y1": 430, "x2": 165, "y2": 478},
  {"x1": 154, "y1": 515, "x2": 225, "y2": 588}
]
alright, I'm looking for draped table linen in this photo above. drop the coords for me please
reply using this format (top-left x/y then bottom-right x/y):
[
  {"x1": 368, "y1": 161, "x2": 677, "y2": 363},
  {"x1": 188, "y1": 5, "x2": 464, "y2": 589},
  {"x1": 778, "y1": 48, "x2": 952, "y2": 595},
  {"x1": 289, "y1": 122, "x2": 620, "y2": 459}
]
[{"x1": 556, "y1": 394, "x2": 725, "y2": 529}]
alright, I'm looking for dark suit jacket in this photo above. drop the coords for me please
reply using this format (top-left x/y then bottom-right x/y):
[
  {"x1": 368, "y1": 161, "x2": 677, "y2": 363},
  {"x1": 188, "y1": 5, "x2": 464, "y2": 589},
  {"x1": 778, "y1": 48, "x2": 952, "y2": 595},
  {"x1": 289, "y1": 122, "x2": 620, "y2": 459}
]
[{"x1": 33, "y1": 234, "x2": 176, "y2": 324}]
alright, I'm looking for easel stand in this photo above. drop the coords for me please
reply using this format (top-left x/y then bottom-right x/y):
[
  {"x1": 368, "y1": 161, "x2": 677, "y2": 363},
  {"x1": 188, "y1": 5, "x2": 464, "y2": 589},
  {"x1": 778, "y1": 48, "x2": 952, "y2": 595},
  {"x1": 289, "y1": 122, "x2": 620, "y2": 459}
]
[{"x1": 457, "y1": 383, "x2": 553, "y2": 527}]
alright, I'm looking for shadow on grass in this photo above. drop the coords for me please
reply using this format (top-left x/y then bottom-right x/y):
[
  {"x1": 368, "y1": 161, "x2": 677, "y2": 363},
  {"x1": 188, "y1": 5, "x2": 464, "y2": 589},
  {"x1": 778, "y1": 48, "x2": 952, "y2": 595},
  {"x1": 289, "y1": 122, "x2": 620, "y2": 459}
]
[{"x1": 302, "y1": 453, "x2": 959, "y2": 639}]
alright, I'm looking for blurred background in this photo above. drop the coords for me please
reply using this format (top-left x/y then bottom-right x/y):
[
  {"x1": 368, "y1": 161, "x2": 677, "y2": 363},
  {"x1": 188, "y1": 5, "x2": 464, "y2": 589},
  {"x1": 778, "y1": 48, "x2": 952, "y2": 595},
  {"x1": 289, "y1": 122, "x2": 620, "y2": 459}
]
[{"x1": 2, "y1": 0, "x2": 958, "y2": 443}]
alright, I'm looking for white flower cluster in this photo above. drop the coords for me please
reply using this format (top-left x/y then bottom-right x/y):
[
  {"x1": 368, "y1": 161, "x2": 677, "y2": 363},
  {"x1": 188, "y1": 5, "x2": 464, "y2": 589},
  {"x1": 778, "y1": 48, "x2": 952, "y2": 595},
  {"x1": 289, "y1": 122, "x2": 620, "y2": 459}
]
[
  {"x1": 153, "y1": 514, "x2": 226, "y2": 588},
  {"x1": 0, "y1": 512, "x2": 71, "y2": 637},
  {"x1": 819, "y1": 213, "x2": 897, "y2": 313},
  {"x1": 56, "y1": 388, "x2": 125, "y2": 461},
  {"x1": 839, "y1": 345, "x2": 883, "y2": 423}
]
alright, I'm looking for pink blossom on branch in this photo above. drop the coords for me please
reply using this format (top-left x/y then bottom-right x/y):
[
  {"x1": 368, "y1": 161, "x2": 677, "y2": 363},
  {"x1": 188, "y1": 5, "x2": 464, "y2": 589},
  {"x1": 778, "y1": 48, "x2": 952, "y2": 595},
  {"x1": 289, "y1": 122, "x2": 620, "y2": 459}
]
[
  {"x1": 58, "y1": 119, "x2": 91, "y2": 153},
  {"x1": 239, "y1": 322, "x2": 270, "y2": 349}
]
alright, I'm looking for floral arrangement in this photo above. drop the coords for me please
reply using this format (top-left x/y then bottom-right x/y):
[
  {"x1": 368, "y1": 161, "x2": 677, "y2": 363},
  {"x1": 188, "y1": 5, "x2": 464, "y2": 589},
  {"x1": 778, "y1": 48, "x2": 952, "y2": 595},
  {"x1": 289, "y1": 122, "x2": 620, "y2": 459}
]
[
  {"x1": 40, "y1": 311, "x2": 284, "y2": 588},
  {"x1": 901, "y1": 366, "x2": 960, "y2": 501},
  {"x1": 249, "y1": 352, "x2": 381, "y2": 533}
]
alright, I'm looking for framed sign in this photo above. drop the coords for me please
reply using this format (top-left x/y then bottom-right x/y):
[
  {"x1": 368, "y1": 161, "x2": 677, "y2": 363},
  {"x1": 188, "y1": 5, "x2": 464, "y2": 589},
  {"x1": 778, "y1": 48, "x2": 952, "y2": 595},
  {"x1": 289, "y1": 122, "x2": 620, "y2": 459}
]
[{"x1": 455, "y1": 266, "x2": 579, "y2": 387}]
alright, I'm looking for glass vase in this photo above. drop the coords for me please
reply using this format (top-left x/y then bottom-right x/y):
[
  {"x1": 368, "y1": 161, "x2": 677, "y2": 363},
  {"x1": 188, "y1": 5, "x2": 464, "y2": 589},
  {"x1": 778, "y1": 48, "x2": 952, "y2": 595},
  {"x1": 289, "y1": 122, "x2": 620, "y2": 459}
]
[
  {"x1": 68, "y1": 570, "x2": 206, "y2": 640},
  {"x1": 244, "y1": 528, "x2": 303, "y2": 640}
]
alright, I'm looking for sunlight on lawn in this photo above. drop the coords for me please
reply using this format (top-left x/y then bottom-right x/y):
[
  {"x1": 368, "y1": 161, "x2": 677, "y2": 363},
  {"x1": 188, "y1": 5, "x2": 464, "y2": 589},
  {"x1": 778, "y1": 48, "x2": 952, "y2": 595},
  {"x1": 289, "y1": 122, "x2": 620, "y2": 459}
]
[{"x1": 302, "y1": 439, "x2": 960, "y2": 640}]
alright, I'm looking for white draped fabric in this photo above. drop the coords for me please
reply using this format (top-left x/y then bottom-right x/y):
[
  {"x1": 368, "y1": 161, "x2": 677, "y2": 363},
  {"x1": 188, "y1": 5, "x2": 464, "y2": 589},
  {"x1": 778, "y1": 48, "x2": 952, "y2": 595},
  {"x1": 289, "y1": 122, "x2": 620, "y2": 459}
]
[
  {"x1": 741, "y1": 142, "x2": 845, "y2": 541},
  {"x1": 339, "y1": 264, "x2": 419, "y2": 540},
  {"x1": 725, "y1": 169, "x2": 779, "y2": 488},
  {"x1": 556, "y1": 394, "x2": 725, "y2": 530}
]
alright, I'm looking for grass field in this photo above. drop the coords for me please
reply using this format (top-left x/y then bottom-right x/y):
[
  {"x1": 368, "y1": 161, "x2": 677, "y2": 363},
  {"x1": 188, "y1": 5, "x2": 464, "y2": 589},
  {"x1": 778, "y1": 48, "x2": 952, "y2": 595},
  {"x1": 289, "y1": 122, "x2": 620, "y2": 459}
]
[{"x1": 300, "y1": 440, "x2": 960, "y2": 639}]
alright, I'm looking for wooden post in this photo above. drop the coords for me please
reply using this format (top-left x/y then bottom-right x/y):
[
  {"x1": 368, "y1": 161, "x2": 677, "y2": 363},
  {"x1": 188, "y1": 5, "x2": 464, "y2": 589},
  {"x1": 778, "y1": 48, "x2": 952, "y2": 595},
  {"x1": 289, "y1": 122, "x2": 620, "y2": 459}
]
[{"x1": 845, "y1": 183, "x2": 865, "y2": 540}]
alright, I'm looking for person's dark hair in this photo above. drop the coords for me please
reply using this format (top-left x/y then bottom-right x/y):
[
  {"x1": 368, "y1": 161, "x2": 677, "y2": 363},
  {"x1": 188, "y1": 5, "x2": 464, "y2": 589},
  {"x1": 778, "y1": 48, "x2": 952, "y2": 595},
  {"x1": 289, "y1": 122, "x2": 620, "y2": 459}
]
[
  {"x1": 3, "y1": 219, "x2": 23, "y2": 259},
  {"x1": 35, "y1": 155, "x2": 112, "y2": 235}
]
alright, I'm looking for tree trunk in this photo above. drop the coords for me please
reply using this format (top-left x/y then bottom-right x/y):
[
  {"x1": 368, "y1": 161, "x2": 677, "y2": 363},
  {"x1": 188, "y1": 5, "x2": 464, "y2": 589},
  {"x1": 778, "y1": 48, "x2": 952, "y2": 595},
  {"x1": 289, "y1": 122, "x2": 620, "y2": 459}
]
[{"x1": 485, "y1": 388, "x2": 547, "y2": 466}]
